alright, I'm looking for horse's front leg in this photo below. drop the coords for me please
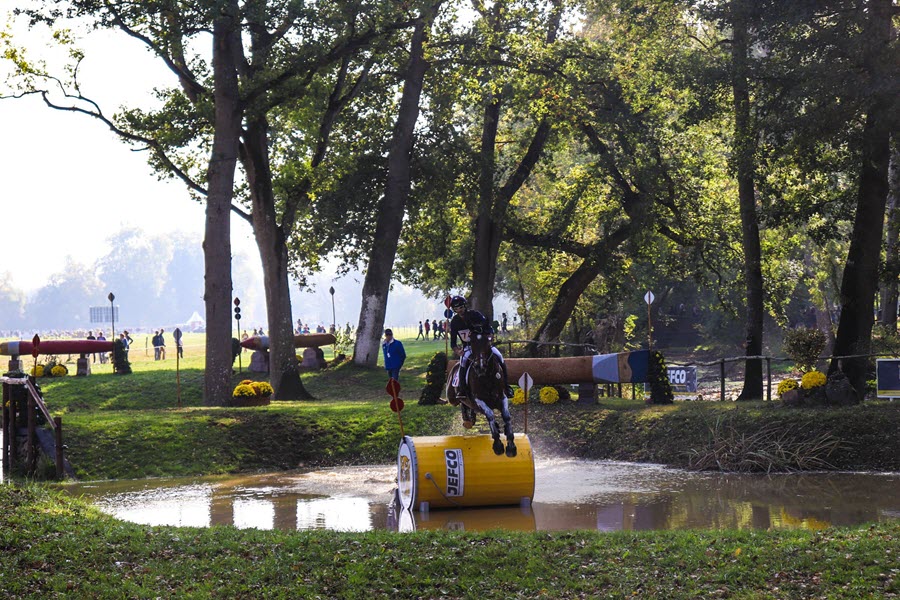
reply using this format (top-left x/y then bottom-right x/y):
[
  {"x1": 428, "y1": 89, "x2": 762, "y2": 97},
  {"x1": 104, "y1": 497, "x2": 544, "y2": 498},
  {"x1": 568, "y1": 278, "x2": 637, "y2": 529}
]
[
  {"x1": 500, "y1": 397, "x2": 517, "y2": 457},
  {"x1": 460, "y1": 403, "x2": 476, "y2": 429},
  {"x1": 475, "y1": 398, "x2": 504, "y2": 455}
]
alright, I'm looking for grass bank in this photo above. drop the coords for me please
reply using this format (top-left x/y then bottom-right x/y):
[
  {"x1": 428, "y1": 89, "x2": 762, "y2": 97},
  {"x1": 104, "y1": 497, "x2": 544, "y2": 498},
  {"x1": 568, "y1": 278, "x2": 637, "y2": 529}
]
[
  {"x1": 1, "y1": 485, "x2": 897, "y2": 599},
  {"x1": 9, "y1": 336, "x2": 900, "y2": 479}
]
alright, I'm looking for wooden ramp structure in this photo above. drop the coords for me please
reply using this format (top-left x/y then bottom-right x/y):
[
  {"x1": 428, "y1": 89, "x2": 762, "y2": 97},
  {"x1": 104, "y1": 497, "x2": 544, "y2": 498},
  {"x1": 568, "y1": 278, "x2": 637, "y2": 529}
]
[{"x1": 2, "y1": 376, "x2": 74, "y2": 479}]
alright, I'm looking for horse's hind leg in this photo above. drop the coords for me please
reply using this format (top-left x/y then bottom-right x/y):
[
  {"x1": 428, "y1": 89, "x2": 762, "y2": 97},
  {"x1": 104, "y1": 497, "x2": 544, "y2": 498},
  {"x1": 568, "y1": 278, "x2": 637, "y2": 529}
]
[
  {"x1": 501, "y1": 397, "x2": 517, "y2": 457},
  {"x1": 475, "y1": 398, "x2": 504, "y2": 455}
]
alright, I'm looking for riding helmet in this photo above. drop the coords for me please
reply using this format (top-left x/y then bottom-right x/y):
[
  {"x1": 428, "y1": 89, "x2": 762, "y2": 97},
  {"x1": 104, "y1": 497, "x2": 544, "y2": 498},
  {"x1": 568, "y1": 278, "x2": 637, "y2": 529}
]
[{"x1": 450, "y1": 295, "x2": 468, "y2": 309}]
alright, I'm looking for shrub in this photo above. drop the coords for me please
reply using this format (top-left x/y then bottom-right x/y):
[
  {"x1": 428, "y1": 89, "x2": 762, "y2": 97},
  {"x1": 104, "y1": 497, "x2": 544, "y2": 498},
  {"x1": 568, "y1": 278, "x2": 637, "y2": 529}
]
[
  {"x1": 50, "y1": 365, "x2": 68, "y2": 377},
  {"x1": 333, "y1": 329, "x2": 355, "y2": 355},
  {"x1": 783, "y1": 327, "x2": 826, "y2": 373},
  {"x1": 801, "y1": 370, "x2": 827, "y2": 389},
  {"x1": 418, "y1": 352, "x2": 448, "y2": 405},
  {"x1": 112, "y1": 339, "x2": 132, "y2": 374},
  {"x1": 647, "y1": 351, "x2": 674, "y2": 404}
]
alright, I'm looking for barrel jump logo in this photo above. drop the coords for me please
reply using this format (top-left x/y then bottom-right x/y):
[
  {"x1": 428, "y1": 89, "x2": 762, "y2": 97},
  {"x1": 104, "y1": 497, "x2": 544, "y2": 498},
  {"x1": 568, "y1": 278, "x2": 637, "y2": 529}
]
[
  {"x1": 444, "y1": 448, "x2": 464, "y2": 497},
  {"x1": 399, "y1": 455, "x2": 411, "y2": 489}
]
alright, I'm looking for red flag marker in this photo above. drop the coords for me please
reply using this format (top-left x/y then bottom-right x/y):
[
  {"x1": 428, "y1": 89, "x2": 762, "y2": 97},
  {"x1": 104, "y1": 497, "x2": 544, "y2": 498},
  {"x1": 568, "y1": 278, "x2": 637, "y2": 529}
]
[
  {"x1": 386, "y1": 378, "x2": 405, "y2": 436},
  {"x1": 386, "y1": 378, "x2": 400, "y2": 398}
]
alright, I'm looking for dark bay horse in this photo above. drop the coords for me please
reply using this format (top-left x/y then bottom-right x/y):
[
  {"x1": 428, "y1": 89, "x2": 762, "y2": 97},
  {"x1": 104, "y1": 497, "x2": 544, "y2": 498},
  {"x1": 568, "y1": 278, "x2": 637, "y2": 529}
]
[{"x1": 450, "y1": 330, "x2": 517, "y2": 457}]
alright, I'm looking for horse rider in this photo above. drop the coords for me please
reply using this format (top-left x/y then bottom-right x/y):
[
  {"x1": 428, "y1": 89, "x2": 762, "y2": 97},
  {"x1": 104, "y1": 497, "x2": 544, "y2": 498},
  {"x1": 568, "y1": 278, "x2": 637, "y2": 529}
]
[{"x1": 449, "y1": 295, "x2": 514, "y2": 400}]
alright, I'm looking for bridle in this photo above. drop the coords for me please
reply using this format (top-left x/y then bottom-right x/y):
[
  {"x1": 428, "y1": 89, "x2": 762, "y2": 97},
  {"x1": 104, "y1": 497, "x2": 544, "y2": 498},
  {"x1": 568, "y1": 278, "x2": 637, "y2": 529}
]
[{"x1": 469, "y1": 331, "x2": 495, "y2": 378}]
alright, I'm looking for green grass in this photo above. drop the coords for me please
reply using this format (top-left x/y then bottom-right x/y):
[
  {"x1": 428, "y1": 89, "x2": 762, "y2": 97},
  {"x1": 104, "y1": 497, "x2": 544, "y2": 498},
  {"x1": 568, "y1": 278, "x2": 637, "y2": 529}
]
[
  {"x1": 1, "y1": 484, "x2": 897, "y2": 599},
  {"x1": 4, "y1": 336, "x2": 900, "y2": 598},
  {"x1": 8, "y1": 334, "x2": 898, "y2": 479}
]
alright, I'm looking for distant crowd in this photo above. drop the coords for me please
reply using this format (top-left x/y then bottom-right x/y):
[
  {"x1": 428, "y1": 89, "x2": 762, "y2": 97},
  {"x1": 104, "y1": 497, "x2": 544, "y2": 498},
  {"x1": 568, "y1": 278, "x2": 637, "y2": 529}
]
[
  {"x1": 414, "y1": 312, "x2": 514, "y2": 341},
  {"x1": 0, "y1": 314, "x2": 519, "y2": 347}
]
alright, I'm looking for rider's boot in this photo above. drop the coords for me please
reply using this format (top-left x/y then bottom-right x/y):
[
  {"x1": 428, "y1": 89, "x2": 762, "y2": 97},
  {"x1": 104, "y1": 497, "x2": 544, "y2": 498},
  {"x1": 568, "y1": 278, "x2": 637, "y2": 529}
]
[
  {"x1": 500, "y1": 361, "x2": 514, "y2": 398},
  {"x1": 458, "y1": 377, "x2": 470, "y2": 401}
]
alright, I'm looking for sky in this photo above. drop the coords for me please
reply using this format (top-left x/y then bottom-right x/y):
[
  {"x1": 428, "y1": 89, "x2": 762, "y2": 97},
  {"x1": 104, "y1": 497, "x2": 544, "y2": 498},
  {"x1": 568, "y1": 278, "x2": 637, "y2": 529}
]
[
  {"x1": 1, "y1": 23, "x2": 228, "y2": 292},
  {"x1": 0, "y1": 18, "x2": 512, "y2": 328}
]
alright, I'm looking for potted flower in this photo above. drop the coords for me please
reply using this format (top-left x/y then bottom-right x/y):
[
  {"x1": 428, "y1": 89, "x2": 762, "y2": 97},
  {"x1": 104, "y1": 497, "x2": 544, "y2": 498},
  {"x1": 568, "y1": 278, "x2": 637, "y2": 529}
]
[
  {"x1": 800, "y1": 370, "x2": 827, "y2": 405},
  {"x1": 539, "y1": 386, "x2": 560, "y2": 405},
  {"x1": 231, "y1": 379, "x2": 273, "y2": 407},
  {"x1": 777, "y1": 378, "x2": 800, "y2": 405},
  {"x1": 511, "y1": 388, "x2": 527, "y2": 405}
]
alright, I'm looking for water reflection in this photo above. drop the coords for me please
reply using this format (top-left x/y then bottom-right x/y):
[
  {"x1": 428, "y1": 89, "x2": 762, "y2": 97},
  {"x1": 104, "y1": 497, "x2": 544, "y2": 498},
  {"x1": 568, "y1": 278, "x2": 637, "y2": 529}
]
[{"x1": 58, "y1": 460, "x2": 900, "y2": 533}]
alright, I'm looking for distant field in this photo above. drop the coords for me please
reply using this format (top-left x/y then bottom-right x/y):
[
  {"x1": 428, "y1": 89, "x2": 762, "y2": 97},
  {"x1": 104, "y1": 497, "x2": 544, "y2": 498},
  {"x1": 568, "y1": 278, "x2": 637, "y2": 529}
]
[{"x1": 1, "y1": 330, "x2": 456, "y2": 373}]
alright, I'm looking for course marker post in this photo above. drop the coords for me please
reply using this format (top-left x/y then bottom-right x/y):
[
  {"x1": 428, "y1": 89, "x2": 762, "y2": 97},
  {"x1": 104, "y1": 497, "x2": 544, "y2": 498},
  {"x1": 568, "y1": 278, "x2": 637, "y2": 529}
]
[
  {"x1": 386, "y1": 378, "x2": 405, "y2": 438},
  {"x1": 518, "y1": 372, "x2": 533, "y2": 434}
]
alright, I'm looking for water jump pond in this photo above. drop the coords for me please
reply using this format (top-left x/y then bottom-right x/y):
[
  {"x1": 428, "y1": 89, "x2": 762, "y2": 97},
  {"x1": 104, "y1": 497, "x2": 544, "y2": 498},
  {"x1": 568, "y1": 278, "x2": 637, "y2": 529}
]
[{"x1": 58, "y1": 459, "x2": 900, "y2": 533}]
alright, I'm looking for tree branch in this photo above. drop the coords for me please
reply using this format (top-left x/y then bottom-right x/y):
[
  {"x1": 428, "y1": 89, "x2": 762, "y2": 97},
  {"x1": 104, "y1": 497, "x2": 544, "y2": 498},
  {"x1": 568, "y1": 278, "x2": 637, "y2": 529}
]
[
  {"x1": 504, "y1": 227, "x2": 593, "y2": 257},
  {"x1": 106, "y1": 5, "x2": 208, "y2": 103}
]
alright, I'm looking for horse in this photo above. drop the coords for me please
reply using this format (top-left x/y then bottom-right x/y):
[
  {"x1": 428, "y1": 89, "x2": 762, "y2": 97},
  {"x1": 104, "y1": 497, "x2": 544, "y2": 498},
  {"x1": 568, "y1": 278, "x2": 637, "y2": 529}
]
[{"x1": 447, "y1": 329, "x2": 517, "y2": 457}]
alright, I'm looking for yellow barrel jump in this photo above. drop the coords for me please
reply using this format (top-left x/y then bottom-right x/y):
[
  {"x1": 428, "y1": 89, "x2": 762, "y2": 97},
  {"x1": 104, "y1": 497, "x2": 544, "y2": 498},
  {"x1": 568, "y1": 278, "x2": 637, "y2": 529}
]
[{"x1": 397, "y1": 434, "x2": 535, "y2": 511}]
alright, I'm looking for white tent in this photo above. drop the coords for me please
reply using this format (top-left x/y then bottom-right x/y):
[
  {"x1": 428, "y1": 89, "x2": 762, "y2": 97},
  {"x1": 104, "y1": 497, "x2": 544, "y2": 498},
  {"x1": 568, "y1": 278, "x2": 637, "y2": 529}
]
[{"x1": 186, "y1": 311, "x2": 205, "y2": 331}]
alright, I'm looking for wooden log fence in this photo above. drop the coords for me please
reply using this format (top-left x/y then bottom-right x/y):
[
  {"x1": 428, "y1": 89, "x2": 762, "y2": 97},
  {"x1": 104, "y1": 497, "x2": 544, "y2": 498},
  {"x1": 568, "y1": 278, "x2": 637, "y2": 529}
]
[{"x1": 488, "y1": 339, "x2": 895, "y2": 402}]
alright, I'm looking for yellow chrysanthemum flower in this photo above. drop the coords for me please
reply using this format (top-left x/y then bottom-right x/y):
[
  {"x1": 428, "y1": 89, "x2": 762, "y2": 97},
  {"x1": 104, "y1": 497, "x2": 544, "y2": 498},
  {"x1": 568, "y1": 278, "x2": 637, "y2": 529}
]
[
  {"x1": 252, "y1": 381, "x2": 274, "y2": 397},
  {"x1": 801, "y1": 371, "x2": 826, "y2": 389},
  {"x1": 511, "y1": 388, "x2": 526, "y2": 405},
  {"x1": 777, "y1": 378, "x2": 799, "y2": 396},
  {"x1": 233, "y1": 384, "x2": 257, "y2": 398},
  {"x1": 539, "y1": 386, "x2": 560, "y2": 405}
]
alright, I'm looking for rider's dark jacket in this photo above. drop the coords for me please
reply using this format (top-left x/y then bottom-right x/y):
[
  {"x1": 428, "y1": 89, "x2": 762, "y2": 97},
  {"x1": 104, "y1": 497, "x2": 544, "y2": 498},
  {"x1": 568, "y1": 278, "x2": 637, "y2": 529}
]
[{"x1": 450, "y1": 309, "x2": 490, "y2": 351}]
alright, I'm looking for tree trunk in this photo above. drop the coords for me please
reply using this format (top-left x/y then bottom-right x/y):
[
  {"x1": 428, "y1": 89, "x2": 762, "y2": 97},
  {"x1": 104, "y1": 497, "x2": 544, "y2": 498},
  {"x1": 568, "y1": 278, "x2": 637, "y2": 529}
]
[
  {"x1": 829, "y1": 0, "x2": 893, "y2": 394},
  {"x1": 203, "y1": 2, "x2": 242, "y2": 406},
  {"x1": 354, "y1": 7, "x2": 436, "y2": 367},
  {"x1": 469, "y1": 98, "x2": 502, "y2": 316},
  {"x1": 529, "y1": 227, "x2": 631, "y2": 355},
  {"x1": 469, "y1": 3, "x2": 562, "y2": 317},
  {"x1": 243, "y1": 118, "x2": 312, "y2": 399},
  {"x1": 879, "y1": 142, "x2": 900, "y2": 328},
  {"x1": 529, "y1": 259, "x2": 602, "y2": 357},
  {"x1": 732, "y1": 3, "x2": 764, "y2": 401}
]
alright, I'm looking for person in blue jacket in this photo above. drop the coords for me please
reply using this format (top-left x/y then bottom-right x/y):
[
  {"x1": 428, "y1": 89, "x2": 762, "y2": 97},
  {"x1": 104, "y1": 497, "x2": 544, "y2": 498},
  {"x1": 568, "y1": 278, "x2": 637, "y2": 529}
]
[{"x1": 382, "y1": 328, "x2": 407, "y2": 382}]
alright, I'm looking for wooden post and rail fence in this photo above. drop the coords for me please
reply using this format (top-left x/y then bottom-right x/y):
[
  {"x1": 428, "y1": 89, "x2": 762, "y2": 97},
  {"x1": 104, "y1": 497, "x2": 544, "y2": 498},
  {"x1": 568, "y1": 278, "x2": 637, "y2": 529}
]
[
  {"x1": 1, "y1": 376, "x2": 69, "y2": 480},
  {"x1": 496, "y1": 338, "x2": 892, "y2": 402}
]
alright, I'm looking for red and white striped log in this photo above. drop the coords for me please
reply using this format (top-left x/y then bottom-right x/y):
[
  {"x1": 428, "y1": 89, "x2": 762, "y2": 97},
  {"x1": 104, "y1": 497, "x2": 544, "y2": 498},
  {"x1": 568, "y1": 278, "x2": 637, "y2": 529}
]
[
  {"x1": 0, "y1": 340, "x2": 115, "y2": 357},
  {"x1": 240, "y1": 333, "x2": 337, "y2": 351}
]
